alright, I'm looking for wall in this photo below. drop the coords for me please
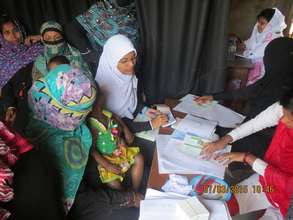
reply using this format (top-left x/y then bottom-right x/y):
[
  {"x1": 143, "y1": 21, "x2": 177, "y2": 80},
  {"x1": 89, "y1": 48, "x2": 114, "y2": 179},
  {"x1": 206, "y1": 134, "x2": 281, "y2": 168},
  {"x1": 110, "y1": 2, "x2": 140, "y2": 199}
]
[{"x1": 228, "y1": 0, "x2": 293, "y2": 40}]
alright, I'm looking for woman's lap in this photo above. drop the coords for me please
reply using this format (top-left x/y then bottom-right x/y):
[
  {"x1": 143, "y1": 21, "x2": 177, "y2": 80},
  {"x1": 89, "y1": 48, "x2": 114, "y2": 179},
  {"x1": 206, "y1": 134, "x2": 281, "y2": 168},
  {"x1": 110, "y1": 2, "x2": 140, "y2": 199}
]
[
  {"x1": 68, "y1": 184, "x2": 139, "y2": 220},
  {"x1": 11, "y1": 149, "x2": 65, "y2": 219}
]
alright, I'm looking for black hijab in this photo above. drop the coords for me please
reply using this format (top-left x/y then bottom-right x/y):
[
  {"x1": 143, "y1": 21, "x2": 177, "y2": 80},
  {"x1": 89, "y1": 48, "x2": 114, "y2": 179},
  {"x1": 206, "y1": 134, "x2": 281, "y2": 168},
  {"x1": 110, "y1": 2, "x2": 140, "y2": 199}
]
[{"x1": 248, "y1": 37, "x2": 293, "y2": 118}]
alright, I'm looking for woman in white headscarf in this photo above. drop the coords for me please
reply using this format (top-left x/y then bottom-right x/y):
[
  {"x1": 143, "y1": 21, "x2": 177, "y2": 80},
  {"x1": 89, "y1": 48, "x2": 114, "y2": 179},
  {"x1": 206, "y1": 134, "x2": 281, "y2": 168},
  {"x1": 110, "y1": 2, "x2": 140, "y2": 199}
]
[
  {"x1": 240, "y1": 8, "x2": 287, "y2": 86},
  {"x1": 95, "y1": 34, "x2": 168, "y2": 133}
]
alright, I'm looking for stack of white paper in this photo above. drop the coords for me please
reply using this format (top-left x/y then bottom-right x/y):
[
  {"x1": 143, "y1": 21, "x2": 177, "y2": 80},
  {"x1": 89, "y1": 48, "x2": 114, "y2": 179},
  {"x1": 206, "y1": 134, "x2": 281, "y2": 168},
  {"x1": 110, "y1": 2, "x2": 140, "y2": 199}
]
[
  {"x1": 177, "y1": 197, "x2": 210, "y2": 220},
  {"x1": 156, "y1": 134, "x2": 231, "y2": 178},
  {"x1": 139, "y1": 189, "x2": 231, "y2": 220},
  {"x1": 175, "y1": 94, "x2": 245, "y2": 128},
  {"x1": 139, "y1": 189, "x2": 209, "y2": 220},
  {"x1": 176, "y1": 114, "x2": 217, "y2": 139}
]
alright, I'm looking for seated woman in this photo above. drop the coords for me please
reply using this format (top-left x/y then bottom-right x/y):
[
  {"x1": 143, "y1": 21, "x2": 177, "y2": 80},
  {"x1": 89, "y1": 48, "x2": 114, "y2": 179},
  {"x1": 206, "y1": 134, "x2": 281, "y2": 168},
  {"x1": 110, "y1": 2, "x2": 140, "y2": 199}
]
[
  {"x1": 88, "y1": 93, "x2": 144, "y2": 196},
  {"x1": 0, "y1": 15, "x2": 43, "y2": 132},
  {"x1": 32, "y1": 21, "x2": 92, "y2": 82},
  {"x1": 195, "y1": 38, "x2": 293, "y2": 168},
  {"x1": 238, "y1": 8, "x2": 286, "y2": 86},
  {"x1": 0, "y1": 119, "x2": 65, "y2": 220},
  {"x1": 25, "y1": 64, "x2": 97, "y2": 212},
  {"x1": 95, "y1": 34, "x2": 168, "y2": 133},
  {"x1": 201, "y1": 89, "x2": 293, "y2": 219},
  {"x1": 95, "y1": 34, "x2": 168, "y2": 167}
]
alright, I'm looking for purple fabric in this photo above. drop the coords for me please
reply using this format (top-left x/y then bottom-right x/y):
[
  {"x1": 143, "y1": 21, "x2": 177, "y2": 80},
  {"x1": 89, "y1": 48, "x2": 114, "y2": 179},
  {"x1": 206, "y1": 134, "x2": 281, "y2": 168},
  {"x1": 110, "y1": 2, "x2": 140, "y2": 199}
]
[{"x1": 0, "y1": 35, "x2": 43, "y2": 88}]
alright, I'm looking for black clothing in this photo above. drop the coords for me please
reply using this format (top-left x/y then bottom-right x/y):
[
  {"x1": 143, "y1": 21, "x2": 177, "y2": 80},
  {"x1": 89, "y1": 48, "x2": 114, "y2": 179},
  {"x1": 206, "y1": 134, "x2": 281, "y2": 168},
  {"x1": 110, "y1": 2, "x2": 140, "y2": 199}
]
[
  {"x1": 216, "y1": 38, "x2": 293, "y2": 170},
  {"x1": 8, "y1": 149, "x2": 66, "y2": 220},
  {"x1": 213, "y1": 37, "x2": 293, "y2": 120},
  {"x1": 68, "y1": 155, "x2": 150, "y2": 220},
  {"x1": 0, "y1": 63, "x2": 33, "y2": 135},
  {"x1": 122, "y1": 80, "x2": 152, "y2": 133}
]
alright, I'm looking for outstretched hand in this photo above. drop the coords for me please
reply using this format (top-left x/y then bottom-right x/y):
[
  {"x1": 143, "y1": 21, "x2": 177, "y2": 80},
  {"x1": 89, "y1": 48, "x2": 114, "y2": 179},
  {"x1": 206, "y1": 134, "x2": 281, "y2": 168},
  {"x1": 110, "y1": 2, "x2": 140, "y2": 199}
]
[
  {"x1": 200, "y1": 135, "x2": 233, "y2": 159},
  {"x1": 194, "y1": 95, "x2": 213, "y2": 104},
  {"x1": 214, "y1": 152, "x2": 245, "y2": 166}
]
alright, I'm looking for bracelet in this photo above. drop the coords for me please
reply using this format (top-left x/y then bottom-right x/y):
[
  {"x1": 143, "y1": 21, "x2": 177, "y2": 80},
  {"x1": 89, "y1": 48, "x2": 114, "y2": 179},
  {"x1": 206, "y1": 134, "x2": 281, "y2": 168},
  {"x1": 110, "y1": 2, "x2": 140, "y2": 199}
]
[
  {"x1": 7, "y1": 107, "x2": 16, "y2": 111},
  {"x1": 243, "y1": 152, "x2": 250, "y2": 164}
]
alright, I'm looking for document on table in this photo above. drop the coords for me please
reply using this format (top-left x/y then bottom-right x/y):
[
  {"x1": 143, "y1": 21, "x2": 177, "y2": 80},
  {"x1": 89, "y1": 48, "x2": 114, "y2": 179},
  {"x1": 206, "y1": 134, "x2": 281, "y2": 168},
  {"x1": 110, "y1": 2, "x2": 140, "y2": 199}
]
[
  {"x1": 175, "y1": 114, "x2": 217, "y2": 139},
  {"x1": 173, "y1": 99, "x2": 245, "y2": 128},
  {"x1": 139, "y1": 189, "x2": 231, "y2": 220},
  {"x1": 156, "y1": 134, "x2": 231, "y2": 178},
  {"x1": 180, "y1": 94, "x2": 218, "y2": 107},
  {"x1": 139, "y1": 189, "x2": 209, "y2": 220},
  {"x1": 200, "y1": 198, "x2": 232, "y2": 220},
  {"x1": 133, "y1": 113, "x2": 158, "y2": 142}
]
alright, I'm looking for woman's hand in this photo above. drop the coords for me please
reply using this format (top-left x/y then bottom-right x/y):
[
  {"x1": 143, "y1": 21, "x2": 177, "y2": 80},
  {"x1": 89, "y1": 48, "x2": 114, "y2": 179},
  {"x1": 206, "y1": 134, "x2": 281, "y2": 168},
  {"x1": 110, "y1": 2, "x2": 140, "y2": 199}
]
[
  {"x1": 145, "y1": 108, "x2": 160, "y2": 119},
  {"x1": 24, "y1": 35, "x2": 41, "y2": 46},
  {"x1": 150, "y1": 114, "x2": 168, "y2": 129},
  {"x1": 124, "y1": 127, "x2": 134, "y2": 145},
  {"x1": 214, "y1": 152, "x2": 245, "y2": 166},
  {"x1": 194, "y1": 95, "x2": 213, "y2": 104},
  {"x1": 103, "y1": 162, "x2": 122, "y2": 175},
  {"x1": 200, "y1": 135, "x2": 233, "y2": 158}
]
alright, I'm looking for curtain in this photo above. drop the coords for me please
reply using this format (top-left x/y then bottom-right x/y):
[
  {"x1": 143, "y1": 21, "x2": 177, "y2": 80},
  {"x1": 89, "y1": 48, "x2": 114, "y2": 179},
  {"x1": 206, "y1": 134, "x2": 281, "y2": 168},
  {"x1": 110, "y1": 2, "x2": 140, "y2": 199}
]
[
  {"x1": 1, "y1": 0, "x2": 230, "y2": 104},
  {"x1": 0, "y1": 0, "x2": 135, "y2": 34},
  {"x1": 135, "y1": 0, "x2": 230, "y2": 103},
  {"x1": 0, "y1": 0, "x2": 98, "y2": 34}
]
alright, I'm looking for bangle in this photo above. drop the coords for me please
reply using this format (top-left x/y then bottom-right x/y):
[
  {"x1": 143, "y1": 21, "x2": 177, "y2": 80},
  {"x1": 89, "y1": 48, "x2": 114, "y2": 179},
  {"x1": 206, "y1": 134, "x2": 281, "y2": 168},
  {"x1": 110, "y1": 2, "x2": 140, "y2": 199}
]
[
  {"x1": 243, "y1": 152, "x2": 250, "y2": 164},
  {"x1": 7, "y1": 107, "x2": 16, "y2": 110}
]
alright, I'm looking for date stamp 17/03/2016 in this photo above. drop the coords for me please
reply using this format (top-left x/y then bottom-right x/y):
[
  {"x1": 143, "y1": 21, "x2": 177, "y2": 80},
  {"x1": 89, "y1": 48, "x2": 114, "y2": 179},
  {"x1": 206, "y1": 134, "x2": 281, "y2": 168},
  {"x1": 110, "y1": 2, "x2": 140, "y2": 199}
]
[{"x1": 203, "y1": 184, "x2": 274, "y2": 194}]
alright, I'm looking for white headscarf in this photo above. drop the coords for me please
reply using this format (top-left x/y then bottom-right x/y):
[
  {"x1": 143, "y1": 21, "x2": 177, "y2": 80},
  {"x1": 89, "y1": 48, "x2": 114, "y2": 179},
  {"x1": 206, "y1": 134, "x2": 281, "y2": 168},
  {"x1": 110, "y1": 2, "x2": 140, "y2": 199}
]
[
  {"x1": 244, "y1": 8, "x2": 287, "y2": 60},
  {"x1": 95, "y1": 34, "x2": 138, "y2": 119}
]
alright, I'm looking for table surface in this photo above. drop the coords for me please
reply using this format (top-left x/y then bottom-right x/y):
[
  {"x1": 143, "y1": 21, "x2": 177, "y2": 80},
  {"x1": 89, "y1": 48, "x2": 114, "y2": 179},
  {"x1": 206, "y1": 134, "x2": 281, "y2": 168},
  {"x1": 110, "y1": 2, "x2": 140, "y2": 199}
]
[
  {"x1": 227, "y1": 57, "x2": 253, "y2": 69},
  {"x1": 146, "y1": 98, "x2": 234, "y2": 219},
  {"x1": 147, "y1": 98, "x2": 196, "y2": 189}
]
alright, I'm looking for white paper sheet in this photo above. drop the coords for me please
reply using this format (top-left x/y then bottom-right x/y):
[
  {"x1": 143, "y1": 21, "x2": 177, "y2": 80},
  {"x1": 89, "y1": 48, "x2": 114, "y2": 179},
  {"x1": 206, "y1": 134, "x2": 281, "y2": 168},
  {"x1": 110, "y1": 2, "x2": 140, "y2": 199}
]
[
  {"x1": 156, "y1": 135, "x2": 231, "y2": 178},
  {"x1": 173, "y1": 101, "x2": 245, "y2": 128},
  {"x1": 134, "y1": 113, "x2": 158, "y2": 142},
  {"x1": 180, "y1": 94, "x2": 198, "y2": 103},
  {"x1": 140, "y1": 189, "x2": 231, "y2": 220},
  {"x1": 180, "y1": 94, "x2": 218, "y2": 107},
  {"x1": 139, "y1": 199, "x2": 183, "y2": 220},
  {"x1": 139, "y1": 189, "x2": 209, "y2": 220},
  {"x1": 176, "y1": 114, "x2": 217, "y2": 139},
  {"x1": 200, "y1": 198, "x2": 232, "y2": 220}
]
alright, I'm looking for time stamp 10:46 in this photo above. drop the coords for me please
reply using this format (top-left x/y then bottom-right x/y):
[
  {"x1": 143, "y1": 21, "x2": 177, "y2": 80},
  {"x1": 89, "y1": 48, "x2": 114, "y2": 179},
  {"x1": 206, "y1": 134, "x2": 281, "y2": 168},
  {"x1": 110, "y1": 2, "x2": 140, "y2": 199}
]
[{"x1": 203, "y1": 184, "x2": 274, "y2": 194}]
